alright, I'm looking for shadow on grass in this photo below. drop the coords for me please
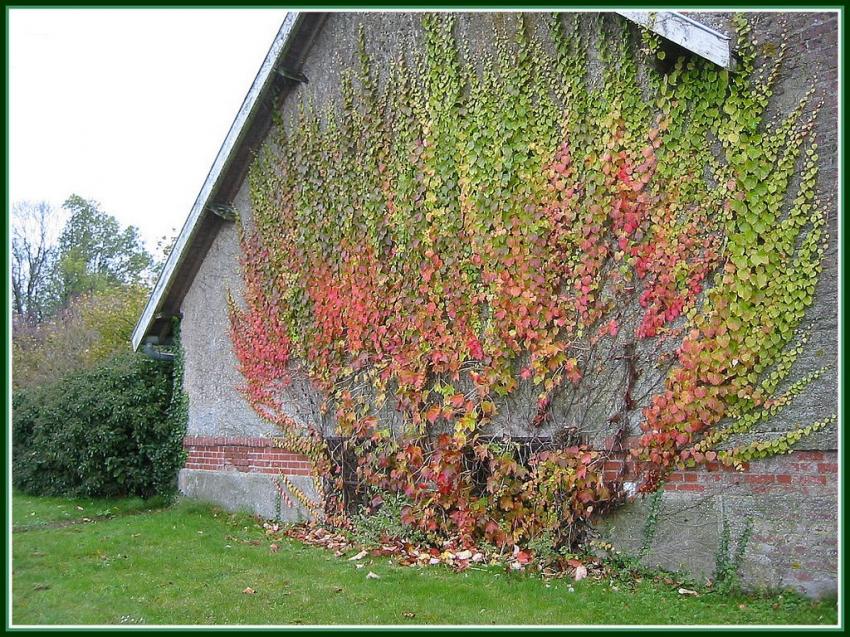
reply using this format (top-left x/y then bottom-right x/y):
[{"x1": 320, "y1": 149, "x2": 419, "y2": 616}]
[{"x1": 11, "y1": 490, "x2": 175, "y2": 531}]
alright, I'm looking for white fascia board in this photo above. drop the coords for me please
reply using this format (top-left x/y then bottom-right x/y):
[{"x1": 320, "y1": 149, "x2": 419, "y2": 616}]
[
  {"x1": 616, "y1": 10, "x2": 733, "y2": 70},
  {"x1": 131, "y1": 12, "x2": 300, "y2": 351}
]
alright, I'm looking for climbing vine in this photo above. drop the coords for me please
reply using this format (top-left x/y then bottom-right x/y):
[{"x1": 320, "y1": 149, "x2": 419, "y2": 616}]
[
  {"x1": 168, "y1": 317, "x2": 190, "y2": 435},
  {"x1": 229, "y1": 13, "x2": 832, "y2": 552}
]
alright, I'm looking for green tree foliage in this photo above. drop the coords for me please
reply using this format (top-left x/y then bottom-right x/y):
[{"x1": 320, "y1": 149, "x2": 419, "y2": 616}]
[
  {"x1": 52, "y1": 194, "x2": 153, "y2": 309},
  {"x1": 12, "y1": 352, "x2": 185, "y2": 498},
  {"x1": 11, "y1": 196, "x2": 187, "y2": 499}
]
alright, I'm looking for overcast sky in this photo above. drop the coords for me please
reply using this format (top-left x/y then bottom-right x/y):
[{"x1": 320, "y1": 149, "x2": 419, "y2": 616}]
[{"x1": 9, "y1": 8, "x2": 289, "y2": 252}]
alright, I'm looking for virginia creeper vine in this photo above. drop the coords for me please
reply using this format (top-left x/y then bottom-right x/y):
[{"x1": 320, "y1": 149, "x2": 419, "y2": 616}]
[{"x1": 228, "y1": 13, "x2": 833, "y2": 551}]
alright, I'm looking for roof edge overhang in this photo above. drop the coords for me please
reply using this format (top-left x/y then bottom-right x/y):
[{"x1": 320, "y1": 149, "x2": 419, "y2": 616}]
[
  {"x1": 131, "y1": 11, "x2": 312, "y2": 351},
  {"x1": 616, "y1": 10, "x2": 733, "y2": 69}
]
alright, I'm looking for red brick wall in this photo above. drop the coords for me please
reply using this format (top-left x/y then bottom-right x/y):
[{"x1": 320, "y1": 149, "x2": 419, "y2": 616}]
[
  {"x1": 183, "y1": 436, "x2": 312, "y2": 475},
  {"x1": 602, "y1": 450, "x2": 837, "y2": 496}
]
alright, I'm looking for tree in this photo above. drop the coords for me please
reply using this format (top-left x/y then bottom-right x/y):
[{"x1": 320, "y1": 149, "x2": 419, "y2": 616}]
[
  {"x1": 11, "y1": 201, "x2": 60, "y2": 325},
  {"x1": 12, "y1": 285, "x2": 150, "y2": 391},
  {"x1": 53, "y1": 195, "x2": 153, "y2": 307},
  {"x1": 11, "y1": 195, "x2": 159, "y2": 388}
]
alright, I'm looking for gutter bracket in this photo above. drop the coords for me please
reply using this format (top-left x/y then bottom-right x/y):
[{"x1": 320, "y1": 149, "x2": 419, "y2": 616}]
[{"x1": 207, "y1": 203, "x2": 238, "y2": 222}]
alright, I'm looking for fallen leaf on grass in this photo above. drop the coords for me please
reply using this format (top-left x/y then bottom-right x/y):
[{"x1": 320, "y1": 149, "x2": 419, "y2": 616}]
[
  {"x1": 334, "y1": 587, "x2": 343, "y2": 593},
  {"x1": 403, "y1": 612, "x2": 416, "y2": 618},
  {"x1": 677, "y1": 587, "x2": 699, "y2": 596},
  {"x1": 242, "y1": 587, "x2": 256, "y2": 595},
  {"x1": 348, "y1": 549, "x2": 368, "y2": 561},
  {"x1": 366, "y1": 571, "x2": 381, "y2": 580},
  {"x1": 33, "y1": 583, "x2": 50, "y2": 591},
  {"x1": 270, "y1": 544, "x2": 279, "y2": 553},
  {"x1": 76, "y1": 506, "x2": 84, "y2": 511},
  {"x1": 574, "y1": 565, "x2": 588, "y2": 581}
]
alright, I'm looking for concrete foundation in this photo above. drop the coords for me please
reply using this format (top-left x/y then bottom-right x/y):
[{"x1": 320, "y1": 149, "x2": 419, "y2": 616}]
[{"x1": 178, "y1": 469, "x2": 319, "y2": 523}]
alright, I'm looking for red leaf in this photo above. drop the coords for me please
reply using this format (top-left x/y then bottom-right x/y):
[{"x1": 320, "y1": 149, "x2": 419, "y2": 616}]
[{"x1": 467, "y1": 336, "x2": 484, "y2": 359}]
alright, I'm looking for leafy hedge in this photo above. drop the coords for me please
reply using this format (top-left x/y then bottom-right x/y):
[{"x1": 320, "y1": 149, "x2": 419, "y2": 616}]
[{"x1": 12, "y1": 351, "x2": 186, "y2": 498}]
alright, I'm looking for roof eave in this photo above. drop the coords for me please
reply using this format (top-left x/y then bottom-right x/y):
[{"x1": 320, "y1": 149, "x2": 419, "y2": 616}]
[{"x1": 616, "y1": 10, "x2": 734, "y2": 70}]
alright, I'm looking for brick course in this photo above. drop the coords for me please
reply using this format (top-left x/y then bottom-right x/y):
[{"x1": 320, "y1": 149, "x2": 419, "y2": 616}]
[
  {"x1": 599, "y1": 439, "x2": 836, "y2": 498},
  {"x1": 185, "y1": 435, "x2": 837, "y2": 499},
  {"x1": 183, "y1": 436, "x2": 312, "y2": 476}
]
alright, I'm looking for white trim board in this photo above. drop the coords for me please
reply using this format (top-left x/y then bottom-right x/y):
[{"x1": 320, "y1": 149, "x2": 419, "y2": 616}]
[{"x1": 616, "y1": 11, "x2": 733, "y2": 69}]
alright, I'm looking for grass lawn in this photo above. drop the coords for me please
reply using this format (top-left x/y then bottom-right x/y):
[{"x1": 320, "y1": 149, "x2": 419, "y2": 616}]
[
  {"x1": 11, "y1": 490, "x2": 171, "y2": 530},
  {"x1": 11, "y1": 493, "x2": 838, "y2": 626}
]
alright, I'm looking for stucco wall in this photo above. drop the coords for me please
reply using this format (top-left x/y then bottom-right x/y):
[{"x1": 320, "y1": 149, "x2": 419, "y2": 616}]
[
  {"x1": 180, "y1": 181, "x2": 274, "y2": 440},
  {"x1": 176, "y1": 11, "x2": 839, "y2": 597}
]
